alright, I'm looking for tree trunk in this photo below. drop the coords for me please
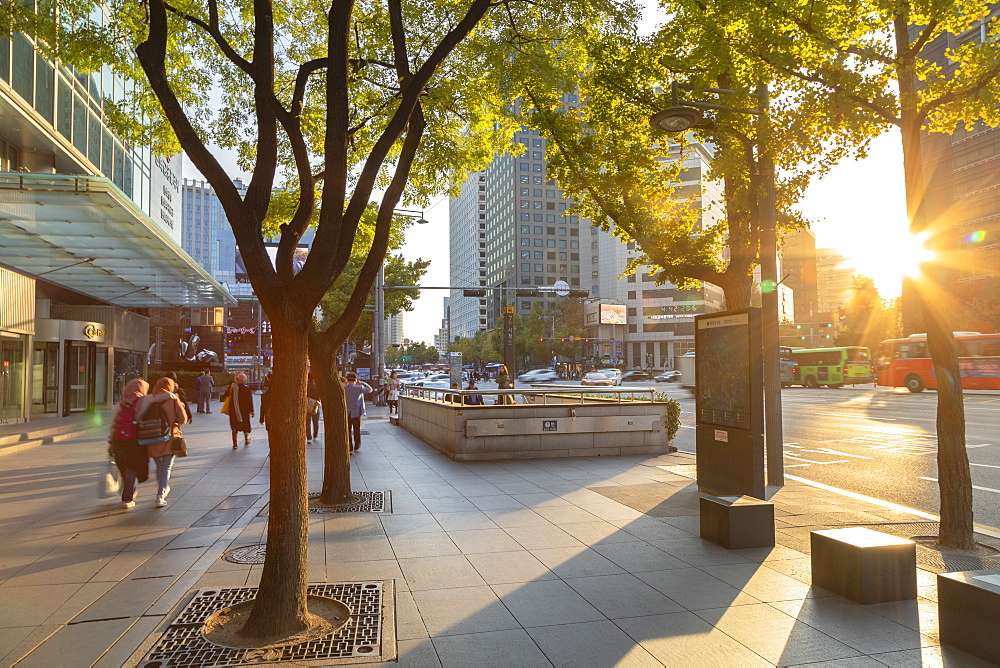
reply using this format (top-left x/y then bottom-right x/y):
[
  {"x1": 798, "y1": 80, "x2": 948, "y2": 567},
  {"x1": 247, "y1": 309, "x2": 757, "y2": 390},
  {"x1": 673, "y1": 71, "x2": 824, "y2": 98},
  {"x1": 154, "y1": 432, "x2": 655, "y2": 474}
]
[
  {"x1": 895, "y1": 20, "x2": 975, "y2": 550},
  {"x1": 309, "y1": 330, "x2": 353, "y2": 505},
  {"x1": 241, "y1": 318, "x2": 311, "y2": 637}
]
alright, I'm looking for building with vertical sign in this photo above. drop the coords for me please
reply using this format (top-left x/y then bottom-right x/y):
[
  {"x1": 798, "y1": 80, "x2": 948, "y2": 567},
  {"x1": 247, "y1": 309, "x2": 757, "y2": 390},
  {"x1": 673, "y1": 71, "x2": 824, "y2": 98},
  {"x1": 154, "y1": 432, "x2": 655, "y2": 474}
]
[{"x1": 0, "y1": 27, "x2": 234, "y2": 421}]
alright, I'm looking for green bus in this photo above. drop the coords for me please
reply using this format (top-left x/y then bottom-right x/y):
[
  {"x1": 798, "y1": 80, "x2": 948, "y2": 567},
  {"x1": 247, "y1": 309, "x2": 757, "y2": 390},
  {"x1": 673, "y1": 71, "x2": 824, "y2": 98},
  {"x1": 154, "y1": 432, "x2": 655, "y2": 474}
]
[{"x1": 790, "y1": 347, "x2": 873, "y2": 388}]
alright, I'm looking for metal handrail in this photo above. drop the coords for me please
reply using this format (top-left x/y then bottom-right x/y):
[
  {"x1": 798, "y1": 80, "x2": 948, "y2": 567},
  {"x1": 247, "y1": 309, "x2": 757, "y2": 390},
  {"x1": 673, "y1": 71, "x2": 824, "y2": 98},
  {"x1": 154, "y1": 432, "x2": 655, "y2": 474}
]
[{"x1": 402, "y1": 385, "x2": 657, "y2": 405}]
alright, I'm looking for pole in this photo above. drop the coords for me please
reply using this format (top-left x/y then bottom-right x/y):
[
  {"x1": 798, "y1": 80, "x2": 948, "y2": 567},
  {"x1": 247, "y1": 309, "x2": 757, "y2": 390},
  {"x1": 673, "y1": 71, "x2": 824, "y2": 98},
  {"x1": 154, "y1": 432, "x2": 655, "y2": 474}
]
[
  {"x1": 375, "y1": 265, "x2": 385, "y2": 382},
  {"x1": 757, "y1": 81, "x2": 784, "y2": 487}
]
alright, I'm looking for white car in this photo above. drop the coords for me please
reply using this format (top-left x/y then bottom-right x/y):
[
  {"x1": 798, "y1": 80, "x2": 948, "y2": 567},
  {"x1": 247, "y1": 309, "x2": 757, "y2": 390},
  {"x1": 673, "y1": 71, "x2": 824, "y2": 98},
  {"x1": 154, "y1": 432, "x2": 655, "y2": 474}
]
[
  {"x1": 518, "y1": 369, "x2": 558, "y2": 383},
  {"x1": 600, "y1": 369, "x2": 623, "y2": 386}
]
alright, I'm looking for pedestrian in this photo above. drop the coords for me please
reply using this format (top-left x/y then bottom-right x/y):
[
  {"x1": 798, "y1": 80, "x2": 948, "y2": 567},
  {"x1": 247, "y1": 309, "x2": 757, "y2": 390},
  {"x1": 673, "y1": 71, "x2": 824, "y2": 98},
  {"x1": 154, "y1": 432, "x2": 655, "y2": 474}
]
[
  {"x1": 306, "y1": 373, "x2": 320, "y2": 442},
  {"x1": 223, "y1": 372, "x2": 255, "y2": 449},
  {"x1": 109, "y1": 378, "x2": 150, "y2": 509},
  {"x1": 344, "y1": 372, "x2": 373, "y2": 452},
  {"x1": 201, "y1": 370, "x2": 215, "y2": 413},
  {"x1": 194, "y1": 372, "x2": 205, "y2": 413},
  {"x1": 495, "y1": 364, "x2": 514, "y2": 405},
  {"x1": 385, "y1": 371, "x2": 401, "y2": 415},
  {"x1": 135, "y1": 377, "x2": 186, "y2": 508},
  {"x1": 464, "y1": 380, "x2": 484, "y2": 405},
  {"x1": 444, "y1": 382, "x2": 461, "y2": 404},
  {"x1": 164, "y1": 371, "x2": 193, "y2": 423},
  {"x1": 259, "y1": 373, "x2": 272, "y2": 425}
]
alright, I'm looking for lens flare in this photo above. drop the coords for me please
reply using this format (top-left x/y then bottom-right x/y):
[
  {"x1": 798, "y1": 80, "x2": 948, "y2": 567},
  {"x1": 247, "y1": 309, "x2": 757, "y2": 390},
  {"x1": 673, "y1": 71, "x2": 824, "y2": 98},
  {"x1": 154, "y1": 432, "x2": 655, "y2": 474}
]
[{"x1": 966, "y1": 230, "x2": 986, "y2": 243}]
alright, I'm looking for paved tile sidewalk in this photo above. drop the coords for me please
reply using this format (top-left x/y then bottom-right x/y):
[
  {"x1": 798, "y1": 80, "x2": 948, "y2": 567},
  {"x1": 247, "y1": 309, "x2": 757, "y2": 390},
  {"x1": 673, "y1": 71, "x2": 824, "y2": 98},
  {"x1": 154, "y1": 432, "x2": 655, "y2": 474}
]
[{"x1": 0, "y1": 407, "x2": 992, "y2": 666}]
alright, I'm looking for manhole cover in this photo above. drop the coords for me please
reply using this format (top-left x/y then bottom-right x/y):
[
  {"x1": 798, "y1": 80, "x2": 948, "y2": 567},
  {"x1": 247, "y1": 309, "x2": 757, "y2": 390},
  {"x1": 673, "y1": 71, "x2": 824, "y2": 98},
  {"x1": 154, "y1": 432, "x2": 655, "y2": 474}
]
[
  {"x1": 657, "y1": 464, "x2": 697, "y2": 479},
  {"x1": 140, "y1": 582, "x2": 389, "y2": 667},
  {"x1": 221, "y1": 544, "x2": 266, "y2": 564},
  {"x1": 259, "y1": 491, "x2": 391, "y2": 516}
]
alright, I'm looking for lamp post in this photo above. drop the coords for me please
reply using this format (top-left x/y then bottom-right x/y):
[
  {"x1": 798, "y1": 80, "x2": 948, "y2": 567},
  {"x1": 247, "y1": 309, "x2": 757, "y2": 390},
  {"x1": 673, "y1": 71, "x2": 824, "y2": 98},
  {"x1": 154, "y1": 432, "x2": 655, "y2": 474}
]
[{"x1": 650, "y1": 81, "x2": 784, "y2": 487}]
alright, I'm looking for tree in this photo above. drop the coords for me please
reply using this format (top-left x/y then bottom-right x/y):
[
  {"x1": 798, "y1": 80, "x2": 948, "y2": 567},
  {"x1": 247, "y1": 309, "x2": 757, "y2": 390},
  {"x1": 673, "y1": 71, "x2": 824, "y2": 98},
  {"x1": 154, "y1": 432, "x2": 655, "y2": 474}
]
[
  {"x1": 6, "y1": 0, "x2": 636, "y2": 640},
  {"x1": 835, "y1": 276, "x2": 898, "y2": 353},
  {"x1": 722, "y1": 0, "x2": 1000, "y2": 550}
]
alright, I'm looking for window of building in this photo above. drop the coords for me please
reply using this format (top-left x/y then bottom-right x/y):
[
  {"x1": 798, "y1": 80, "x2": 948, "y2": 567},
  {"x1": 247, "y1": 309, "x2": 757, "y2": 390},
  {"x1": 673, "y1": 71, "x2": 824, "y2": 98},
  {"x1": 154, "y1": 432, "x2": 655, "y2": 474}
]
[
  {"x1": 519, "y1": 213, "x2": 529, "y2": 221},
  {"x1": 546, "y1": 214, "x2": 555, "y2": 222},
  {"x1": 558, "y1": 227, "x2": 567, "y2": 235},
  {"x1": 533, "y1": 139, "x2": 542, "y2": 147},
  {"x1": 533, "y1": 164, "x2": 543, "y2": 172},
  {"x1": 521, "y1": 263, "x2": 530, "y2": 271},
  {"x1": 520, "y1": 250, "x2": 530, "y2": 259},
  {"x1": 627, "y1": 290, "x2": 636, "y2": 300},
  {"x1": 533, "y1": 201, "x2": 542, "y2": 209},
  {"x1": 547, "y1": 239, "x2": 556, "y2": 247},
  {"x1": 570, "y1": 253, "x2": 579, "y2": 261},
  {"x1": 520, "y1": 200, "x2": 528, "y2": 208},
  {"x1": 521, "y1": 275, "x2": 531, "y2": 284},
  {"x1": 532, "y1": 151, "x2": 542, "y2": 159},
  {"x1": 559, "y1": 252, "x2": 568, "y2": 261},
  {"x1": 628, "y1": 324, "x2": 637, "y2": 334},
  {"x1": 534, "y1": 251, "x2": 543, "y2": 259},
  {"x1": 520, "y1": 175, "x2": 529, "y2": 183},
  {"x1": 627, "y1": 274, "x2": 636, "y2": 283},
  {"x1": 535, "y1": 276, "x2": 544, "y2": 283},
  {"x1": 546, "y1": 189, "x2": 555, "y2": 197},
  {"x1": 558, "y1": 240, "x2": 567, "y2": 248},
  {"x1": 533, "y1": 188, "x2": 542, "y2": 196},
  {"x1": 570, "y1": 229, "x2": 579, "y2": 236},
  {"x1": 520, "y1": 163, "x2": 528, "y2": 171},
  {"x1": 521, "y1": 302, "x2": 531, "y2": 310},
  {"x1": 592, "y1": 271, "x2": 599, "y2": 279},
  {"x1": 520, "y1": 187, "x2": 529, "y2": 196},
  {"x1": 627, "y1": 307, "x2": 637, "y2": 316},
  {"x1": 521, "y1": 238, "x2": 530, "y2": 246},
  {"x1": 546, "y1": 251, "x2": 555, "y2": 260},
  {"x1": 533, "y1": 226, "x2": 542, "y2": 234},
  {"x1": 534, "y1": 263, "x2": 543, "y2": 272},
  {"x1": 544, "y1": 202, "x2": 554, "y2": 210},
  {"x1": 592, "y1": 256, "x2": 598, "y2": 264},
  {"x1": 547, "y1": 264, "x2": 556, "y2": 272},
  {"x1": 520, "y1": 225, "x2": 530, "y2": 233},
  {"x1": 533, "y1": 176, "x2": 543, "y2": 184},
  {"x1": 534, "y1": 213, "x2": 543, "y2": 221},
  {"x1": 571, "y1": 265, "x2": 579, "y2": 273}
]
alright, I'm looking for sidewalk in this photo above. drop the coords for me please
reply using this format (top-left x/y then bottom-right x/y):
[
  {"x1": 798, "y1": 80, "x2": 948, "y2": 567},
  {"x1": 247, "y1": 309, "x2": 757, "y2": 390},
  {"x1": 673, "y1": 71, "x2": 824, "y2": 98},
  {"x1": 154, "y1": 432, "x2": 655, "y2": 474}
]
[{"x1": 0, "y1": 406, "x2": 995, "y2": 666}]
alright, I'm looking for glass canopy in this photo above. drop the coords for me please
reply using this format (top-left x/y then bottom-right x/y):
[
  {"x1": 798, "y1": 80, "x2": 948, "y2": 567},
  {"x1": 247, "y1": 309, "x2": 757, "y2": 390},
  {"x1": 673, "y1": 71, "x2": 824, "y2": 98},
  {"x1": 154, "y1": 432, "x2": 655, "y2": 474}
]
[{"x1": 0, "y1": 173, "x2": 236, "y2": 307}]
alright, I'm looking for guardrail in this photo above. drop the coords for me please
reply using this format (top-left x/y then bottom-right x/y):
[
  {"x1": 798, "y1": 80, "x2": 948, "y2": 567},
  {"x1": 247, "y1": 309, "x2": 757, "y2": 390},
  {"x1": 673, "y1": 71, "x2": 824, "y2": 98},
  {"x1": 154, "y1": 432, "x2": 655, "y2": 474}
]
[{"x1": 402, "y1": 385, "x2": 657, "y2": 405}]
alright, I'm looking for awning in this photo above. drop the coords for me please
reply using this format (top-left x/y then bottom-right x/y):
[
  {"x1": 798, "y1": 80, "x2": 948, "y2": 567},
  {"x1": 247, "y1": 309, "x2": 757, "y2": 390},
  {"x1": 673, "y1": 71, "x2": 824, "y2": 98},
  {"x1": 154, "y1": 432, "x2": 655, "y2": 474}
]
[{"x1": 0, "y1": 173, "x2": 236, "y2": 307}]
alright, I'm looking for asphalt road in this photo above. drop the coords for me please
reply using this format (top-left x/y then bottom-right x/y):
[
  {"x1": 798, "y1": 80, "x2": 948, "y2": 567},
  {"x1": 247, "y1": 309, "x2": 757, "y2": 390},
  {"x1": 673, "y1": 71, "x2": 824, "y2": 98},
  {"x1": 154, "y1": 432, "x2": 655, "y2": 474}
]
[{"x1": 643, "y1": 382, "x2": 1000, "y2": 532}]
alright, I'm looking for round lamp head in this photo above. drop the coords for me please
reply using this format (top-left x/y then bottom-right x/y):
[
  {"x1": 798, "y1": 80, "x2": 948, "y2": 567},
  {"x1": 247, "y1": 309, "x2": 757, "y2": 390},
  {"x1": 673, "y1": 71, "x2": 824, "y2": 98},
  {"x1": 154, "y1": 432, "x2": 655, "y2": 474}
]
[{"x1": 649, "y1": 106, "x2": 704, "y2": 133}]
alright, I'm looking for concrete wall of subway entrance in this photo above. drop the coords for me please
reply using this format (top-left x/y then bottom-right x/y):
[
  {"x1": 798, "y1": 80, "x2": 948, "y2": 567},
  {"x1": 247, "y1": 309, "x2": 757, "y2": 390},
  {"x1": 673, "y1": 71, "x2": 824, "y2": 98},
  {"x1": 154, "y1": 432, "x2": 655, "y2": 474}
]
[{"x1": 398, "y1": 395, "x2": 673, "y2": 461}]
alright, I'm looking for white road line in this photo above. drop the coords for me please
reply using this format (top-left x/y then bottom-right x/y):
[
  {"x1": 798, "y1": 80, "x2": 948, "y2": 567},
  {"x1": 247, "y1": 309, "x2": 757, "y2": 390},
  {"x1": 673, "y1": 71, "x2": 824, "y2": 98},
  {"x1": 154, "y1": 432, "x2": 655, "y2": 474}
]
[
  {"x1": 817, "y1": 413, "x2": 897, "y2": 421},
  {"x1": 968, "y1": 444, "x2": 993, "y2": 449},
  {"x1": 785, "y1": 455, "x2": 849, "y2": 465},
  {"x1": 970, "y1": 462, "x2": 1000, "y2": 469},
  {"x1": 784, "y1": 463, "x2": 810, "y2": 468},
  {"x1": 812, "y1": 447, "x2": 874, "y2": 460},
  {"x1": 917, "y1": 476, "x2": 1000, "y2": 494}
]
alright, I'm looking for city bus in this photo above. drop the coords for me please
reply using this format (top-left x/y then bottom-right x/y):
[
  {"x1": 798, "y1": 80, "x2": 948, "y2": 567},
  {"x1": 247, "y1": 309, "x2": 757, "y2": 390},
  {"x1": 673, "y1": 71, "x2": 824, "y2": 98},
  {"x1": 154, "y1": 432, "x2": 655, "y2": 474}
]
[
  {"x1": 790, "y1": 346, "x2": 872, "y2": 388},
  {"x1": 779, "y1": 346, "x2": 796, "y2": 386},
  {"x1": 876, "y1": 332, "x2": 1000, "y2": 392}
]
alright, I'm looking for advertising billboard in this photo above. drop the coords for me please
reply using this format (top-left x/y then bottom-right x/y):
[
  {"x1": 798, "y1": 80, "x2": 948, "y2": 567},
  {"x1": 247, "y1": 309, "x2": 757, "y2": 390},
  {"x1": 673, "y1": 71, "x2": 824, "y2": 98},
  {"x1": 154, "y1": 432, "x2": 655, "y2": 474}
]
[{"x1": 599, "y1": 303, "x2": 627, "y2": 325}]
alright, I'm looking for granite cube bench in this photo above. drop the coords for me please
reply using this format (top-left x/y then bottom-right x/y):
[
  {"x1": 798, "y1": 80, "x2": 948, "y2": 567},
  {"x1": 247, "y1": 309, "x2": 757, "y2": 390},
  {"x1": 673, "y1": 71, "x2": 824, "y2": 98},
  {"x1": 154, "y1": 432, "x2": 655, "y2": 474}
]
[
  {"x1": 810, "y1": 527, "x2": 916, "y2": 604},
  {"x1": 938, "y1": 567, "x2": 1000, "y2": 663},
  {"x1": 700, "y1": 495, "x2": 775, "y2": 549}
]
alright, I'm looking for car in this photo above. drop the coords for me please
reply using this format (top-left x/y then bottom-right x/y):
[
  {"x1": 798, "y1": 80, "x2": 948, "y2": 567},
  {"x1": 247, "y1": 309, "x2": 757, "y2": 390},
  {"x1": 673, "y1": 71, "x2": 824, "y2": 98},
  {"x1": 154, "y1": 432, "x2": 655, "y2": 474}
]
[
  {"x1": 406, "y1": 379, "x2": 452, "y2": 390},
  {"x1": 581, "y1": 371, "x2": 614, "y2": 386},
  {"x1": 620, "y1": 371, "x2": 652, "y2": 382},
  {"x1": 654, "y1": 371, "x2": 682, "y2": 383},
  {"x1": 518, "y1": 369, "x2": 558, "y2": 383},
  {"x1": 599, "y1": 369, "x2": 623, "y2": 385}
]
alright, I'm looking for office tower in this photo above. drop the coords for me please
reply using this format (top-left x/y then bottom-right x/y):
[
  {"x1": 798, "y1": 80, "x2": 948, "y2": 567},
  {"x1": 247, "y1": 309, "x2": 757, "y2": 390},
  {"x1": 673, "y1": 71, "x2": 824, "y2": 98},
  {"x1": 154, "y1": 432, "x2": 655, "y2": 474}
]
[
  {"x1": 448, "y1": 171, "x2": 488, "y2": 340},
  {"x1": 181, "y1": 177, "x2": 250, "y2": 293},
  {"x1": 816, "y1": 249, "x2": 856, "y2": 314},
  {"x1": 386, "y1": 312, "x2": 404, "y2": 346},
  {"x1": 781, "y1": 229, "x2": 819, "y2": 324}
]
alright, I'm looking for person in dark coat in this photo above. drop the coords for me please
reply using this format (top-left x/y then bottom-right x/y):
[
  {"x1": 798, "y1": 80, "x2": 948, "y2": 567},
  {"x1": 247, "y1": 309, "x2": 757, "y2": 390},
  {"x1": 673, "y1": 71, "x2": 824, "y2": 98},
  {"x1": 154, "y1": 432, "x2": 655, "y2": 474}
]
[
  {"x1": 306, "y1": 373, "x2": 321, "y2": 442},
  {"x1": 224, "y1": 372, "x2": 254, "y2": 449},
  {"x1": 109, "y1": 378, "x2": 150, "y2": 509}
]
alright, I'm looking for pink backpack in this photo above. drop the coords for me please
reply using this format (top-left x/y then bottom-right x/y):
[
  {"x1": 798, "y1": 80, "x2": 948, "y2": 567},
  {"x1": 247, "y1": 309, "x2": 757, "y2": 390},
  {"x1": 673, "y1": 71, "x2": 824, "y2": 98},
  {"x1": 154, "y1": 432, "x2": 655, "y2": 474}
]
[{"x1": 112, "y1": 400, "x2": 138, "y2": 440}]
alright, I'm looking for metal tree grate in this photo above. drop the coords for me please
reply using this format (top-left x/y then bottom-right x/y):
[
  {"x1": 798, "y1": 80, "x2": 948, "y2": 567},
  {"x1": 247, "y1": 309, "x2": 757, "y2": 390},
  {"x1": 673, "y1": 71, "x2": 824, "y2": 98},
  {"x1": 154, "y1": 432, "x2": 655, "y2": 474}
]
[
  {"x1": 221, "y1": 544, "x2": 267, "y2": 564},
  {"x1": 855, "y1": 522, "x2": 1000, "y2": 572},
  {"x1": 257, "y1": 491, "x2": 391, "y2": 516},
  {"x1": 139, "y1": 582, "x2": 388, "y2": 667}
]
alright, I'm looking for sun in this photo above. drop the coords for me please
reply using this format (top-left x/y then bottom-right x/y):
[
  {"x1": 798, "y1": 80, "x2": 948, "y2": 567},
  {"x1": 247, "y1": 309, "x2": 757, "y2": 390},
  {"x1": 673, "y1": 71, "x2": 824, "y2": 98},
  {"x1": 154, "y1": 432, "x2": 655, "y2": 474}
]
[{"x1": 896, "y1": 232, "x2": 936, "y2": 278}]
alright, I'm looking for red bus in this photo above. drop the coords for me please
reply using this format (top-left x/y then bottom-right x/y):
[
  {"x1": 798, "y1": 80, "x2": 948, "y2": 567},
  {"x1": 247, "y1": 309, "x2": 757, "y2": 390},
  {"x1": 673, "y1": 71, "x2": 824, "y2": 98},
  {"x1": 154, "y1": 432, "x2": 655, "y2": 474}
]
[{"x1": 876, "y1": 332, "x2": 1000, "y2": 392}]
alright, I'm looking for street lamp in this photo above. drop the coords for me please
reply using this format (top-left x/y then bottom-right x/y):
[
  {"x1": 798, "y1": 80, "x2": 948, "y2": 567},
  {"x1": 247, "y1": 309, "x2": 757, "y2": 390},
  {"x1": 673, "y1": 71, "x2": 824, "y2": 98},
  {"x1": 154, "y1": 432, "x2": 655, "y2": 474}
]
[{"x1": 650, "y1": 81, "x2": 784, "y2": 487}]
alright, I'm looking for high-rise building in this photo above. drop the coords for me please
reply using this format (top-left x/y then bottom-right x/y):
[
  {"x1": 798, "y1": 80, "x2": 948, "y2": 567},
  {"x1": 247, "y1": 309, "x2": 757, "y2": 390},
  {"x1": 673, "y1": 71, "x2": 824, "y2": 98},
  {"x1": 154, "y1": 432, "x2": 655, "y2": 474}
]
[
  {"x1": 0, "y1": 30, "x2": 232, "y2": 420},
  {"x1": 448, "y1": 171, "x2": 487, "y2": 340},
  {"x1": 781, "y1": 229, "x2": 819, "y2": 324},
  {"x1": 181, "y1": 177, "x2": 248, "y2": 287},
  {"x1": 816, "y1": 249, "x2": 856, "y2": 314},
  {"x1": 386, "y1": 312, "x2": 404, "y2": 347},
  {"x1": 450, "y1": 122, "x2": 726, "y2": 370}
]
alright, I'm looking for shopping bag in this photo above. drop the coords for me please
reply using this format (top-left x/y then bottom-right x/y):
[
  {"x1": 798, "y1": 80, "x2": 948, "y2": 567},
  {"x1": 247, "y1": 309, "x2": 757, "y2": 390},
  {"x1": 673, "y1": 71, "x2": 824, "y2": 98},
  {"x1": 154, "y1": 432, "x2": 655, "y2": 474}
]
[
  {"x1": 171, "y1": 436, "x2": 188, "y2": 457},
  {"x1": 98, "y1": 457, "x2": 121, "y2": 498},
  {"x1": 221, "y1": 387, "x2": 233, "y2": 416}
]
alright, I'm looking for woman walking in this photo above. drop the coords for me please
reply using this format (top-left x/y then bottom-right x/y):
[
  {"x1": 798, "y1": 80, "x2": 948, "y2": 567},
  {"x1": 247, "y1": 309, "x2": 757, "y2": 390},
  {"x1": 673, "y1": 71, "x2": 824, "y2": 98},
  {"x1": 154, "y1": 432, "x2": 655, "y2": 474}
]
[
  {"x1": 136, "y1": 377, "x2": 186, "y2": 508},
  {"x1": 224, "y1": 373, "x2": 255, "y2": 449},
  {"x1": 305, "y1": 373, "x2": 320, "y2": 442},
  {"x1": 385, "y1": 371, "x2": 401, "y2": 415},
  {"x1": 109, "y1": 378, "x2": 150, "y2": 509}
]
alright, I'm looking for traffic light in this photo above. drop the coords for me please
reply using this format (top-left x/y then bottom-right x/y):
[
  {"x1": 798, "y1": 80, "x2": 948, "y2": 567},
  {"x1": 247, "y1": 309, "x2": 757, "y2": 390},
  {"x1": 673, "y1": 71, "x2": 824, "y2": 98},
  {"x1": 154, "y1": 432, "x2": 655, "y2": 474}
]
[
  {"x1": 516, "y1": 288, "x2": 539, "y2": 296},
  {"x1": 463, "y1": 289, "x2": 486, "y2": 297},
  {"x1": 795, "y1": 324, "x2": 802, "y2": 329},
  {"x1": 821, "y1": 323, "x2": 833, "y2": 328}
]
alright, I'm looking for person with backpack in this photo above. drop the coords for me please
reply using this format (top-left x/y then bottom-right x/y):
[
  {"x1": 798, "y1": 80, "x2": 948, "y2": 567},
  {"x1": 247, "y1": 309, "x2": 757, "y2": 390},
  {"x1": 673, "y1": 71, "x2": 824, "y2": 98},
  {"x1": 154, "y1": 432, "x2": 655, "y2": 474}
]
[
  {"x1": 136, "y1": 377, "x2": 186, "y2": 508},
  {"x1": 164, "y1": 371, "x2": 193, "y2": 424},
  {"x1": 109, "y1": 378, "x2": 150, "y2": 509}
]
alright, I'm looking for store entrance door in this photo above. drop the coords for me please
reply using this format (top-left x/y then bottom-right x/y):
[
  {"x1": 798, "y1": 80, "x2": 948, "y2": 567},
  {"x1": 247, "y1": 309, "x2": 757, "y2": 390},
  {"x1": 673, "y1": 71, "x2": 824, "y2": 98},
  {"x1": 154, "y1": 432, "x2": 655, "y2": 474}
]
[
  {"x1": 0, "y1": 335, "x2": 27, "y2": 423},
  {"x1": 32, "y1": 342, "x2": 59, "y2": 413},
  {"x1": 63, "y1": 342, "x2": 96, "y2": 415}
]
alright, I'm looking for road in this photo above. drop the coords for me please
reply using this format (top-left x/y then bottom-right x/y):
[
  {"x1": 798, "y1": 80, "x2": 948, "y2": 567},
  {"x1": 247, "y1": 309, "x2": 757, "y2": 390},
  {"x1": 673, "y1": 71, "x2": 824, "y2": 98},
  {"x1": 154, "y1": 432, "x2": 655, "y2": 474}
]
[{"x1": 627, "y1": 381, "x2": 1000, "y2": 532}]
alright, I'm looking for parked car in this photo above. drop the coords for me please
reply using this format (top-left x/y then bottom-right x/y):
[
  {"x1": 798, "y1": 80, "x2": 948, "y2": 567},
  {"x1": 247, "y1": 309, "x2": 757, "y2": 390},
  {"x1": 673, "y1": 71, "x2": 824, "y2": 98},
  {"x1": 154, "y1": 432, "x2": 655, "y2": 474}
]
[
  {"x1": 620, "y1": 371, "x2": 652, "y2": 382},
  {"x1": 599, "y1": 368, "x2": 623, "y2": 385},
  {"x1": 518, "y1": 368, "x2": 558, "y2": 383},
  {"x1": 581, "y1": 371, "x2": 614, "y2": 386},
  {"x1": 654, "y1": 370, "x2": 682, "y2": 383}
]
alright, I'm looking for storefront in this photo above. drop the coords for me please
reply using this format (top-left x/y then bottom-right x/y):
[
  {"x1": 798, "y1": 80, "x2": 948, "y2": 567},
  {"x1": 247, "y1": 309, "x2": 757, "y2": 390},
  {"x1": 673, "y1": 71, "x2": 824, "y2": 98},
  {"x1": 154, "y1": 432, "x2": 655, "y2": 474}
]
[{"x1": 0, "y1": 268, "x2": 33, "y2": 424}]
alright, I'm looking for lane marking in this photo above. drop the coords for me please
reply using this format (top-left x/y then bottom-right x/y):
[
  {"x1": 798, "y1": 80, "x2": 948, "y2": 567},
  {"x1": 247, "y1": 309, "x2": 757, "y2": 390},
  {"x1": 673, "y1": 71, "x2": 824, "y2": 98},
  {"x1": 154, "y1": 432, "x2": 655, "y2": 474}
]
[
  {"x1": 970, "y1": 462, "x2": 1000, "y2": 469},
  {"x1": 917, "y1": 477, "x2": 1000, "y2": 494},
  {"x1": 811, "y1": 447, "x2": 874, "y2": 460},
  {"x1": 785, "y1": 455, "x2": 849, "y2": 465},
  {"x1": 968, "y1": 444, "x2": 993, "y2": 449}
]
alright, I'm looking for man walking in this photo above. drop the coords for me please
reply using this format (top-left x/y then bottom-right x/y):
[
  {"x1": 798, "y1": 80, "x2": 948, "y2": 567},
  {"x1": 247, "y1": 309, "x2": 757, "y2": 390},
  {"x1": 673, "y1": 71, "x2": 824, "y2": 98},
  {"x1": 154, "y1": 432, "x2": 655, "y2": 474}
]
[
  {"x1": 194, "y1": 372, "x2": 205, "y2": 413},
  {"x1": 200, "y1": 370, "x2": 215, "y2": 413},
  {"x1": 344, "y1": 372, "x2": 373, "y2": 452}
]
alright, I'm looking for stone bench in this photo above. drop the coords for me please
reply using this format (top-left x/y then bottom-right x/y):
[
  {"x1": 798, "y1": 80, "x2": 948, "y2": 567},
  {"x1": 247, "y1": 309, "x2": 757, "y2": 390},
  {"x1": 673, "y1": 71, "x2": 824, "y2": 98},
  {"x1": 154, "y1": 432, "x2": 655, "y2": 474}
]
[
  {"x1": 810, "y1": 527, "x2": 916, "y2": 604},
  {"x1": 699, "y1": 495, "x2": 774, "y2": 549},
  {"x1": 938, "y1": 568, "x2": 1000, "y2": 663}
]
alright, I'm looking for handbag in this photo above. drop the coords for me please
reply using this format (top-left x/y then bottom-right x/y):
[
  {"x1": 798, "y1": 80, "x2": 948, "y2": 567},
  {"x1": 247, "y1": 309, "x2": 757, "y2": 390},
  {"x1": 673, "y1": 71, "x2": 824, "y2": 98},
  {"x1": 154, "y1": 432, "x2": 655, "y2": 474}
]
[
  {"x1": 306, "y1": 397, "x2": 320, "y2": 414},
  {"x1": 171, "y1": 435, "x2": 188, "y2": 457},
  {"x1": 221, "y1": 385, "x2": 234, "y2": 416},
  {"x1": 98, "y1": 457, "x2": 121, "y2": 498}
]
